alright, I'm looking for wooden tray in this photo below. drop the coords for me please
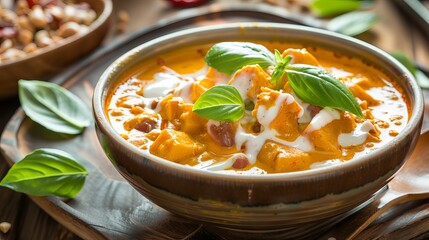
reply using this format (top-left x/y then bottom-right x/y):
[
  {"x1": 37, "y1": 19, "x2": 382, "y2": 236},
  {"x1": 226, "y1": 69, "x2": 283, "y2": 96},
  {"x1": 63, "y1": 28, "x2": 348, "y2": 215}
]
[{"x1": 1, "y1": 4, "x2": 429, "y2": 240}]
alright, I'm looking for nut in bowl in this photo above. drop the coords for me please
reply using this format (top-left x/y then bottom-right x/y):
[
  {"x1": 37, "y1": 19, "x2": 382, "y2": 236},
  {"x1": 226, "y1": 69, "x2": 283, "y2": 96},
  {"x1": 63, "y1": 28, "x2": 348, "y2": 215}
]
[
  {"x1": 93, "y1": 23, "x2": 423, "y2": 239},
  {"x1": 0, "y1": 0, "x2": 112, "y2": 99}
]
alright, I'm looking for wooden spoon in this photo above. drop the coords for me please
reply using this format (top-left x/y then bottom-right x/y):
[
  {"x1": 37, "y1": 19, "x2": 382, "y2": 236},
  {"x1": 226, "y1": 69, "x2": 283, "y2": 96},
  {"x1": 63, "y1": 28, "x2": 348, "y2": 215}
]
[{"x1": 319, "y1": 131, "x2": 429, "y2": 240}]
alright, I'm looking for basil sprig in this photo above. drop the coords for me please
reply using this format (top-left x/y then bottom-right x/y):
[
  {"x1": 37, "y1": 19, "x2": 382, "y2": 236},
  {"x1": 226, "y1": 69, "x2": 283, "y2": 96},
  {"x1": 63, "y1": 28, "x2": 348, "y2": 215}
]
[
  {"x1": 286, "y1": 64, "x2": 363, "y2": 118},
  {"x1": 0, "y1": 148, "x2": 88, "y2": 198},
  {"x1": 192, "y1": 85, "x2": 244, "y2": 122},
  {"x1": 271, "y1": 50, "x2": 292, "y2": 89},
  {"x1": 195, "y1": 42, "x2": 363, "y2": 121},
  {"x1": 18, "y1": 80, "x2": 92, "y2": 135},
  {"x1": 205, "y1": 42, "x2": 274, "y2": 74}
]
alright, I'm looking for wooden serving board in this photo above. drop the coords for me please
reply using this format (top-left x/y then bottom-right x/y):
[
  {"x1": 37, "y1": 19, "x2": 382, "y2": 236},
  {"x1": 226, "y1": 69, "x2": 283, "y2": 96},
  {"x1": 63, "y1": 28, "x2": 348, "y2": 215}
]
[{"x1": 1, "y1": 4, "x2": 429, "y2": 240}]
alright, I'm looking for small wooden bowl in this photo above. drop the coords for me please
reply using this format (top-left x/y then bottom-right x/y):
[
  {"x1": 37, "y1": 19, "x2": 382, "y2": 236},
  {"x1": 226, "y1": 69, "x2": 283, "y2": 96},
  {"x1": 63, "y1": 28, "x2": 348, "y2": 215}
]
[{"x1": 0, "y1": 0, "x2": 112, "y2": 99}]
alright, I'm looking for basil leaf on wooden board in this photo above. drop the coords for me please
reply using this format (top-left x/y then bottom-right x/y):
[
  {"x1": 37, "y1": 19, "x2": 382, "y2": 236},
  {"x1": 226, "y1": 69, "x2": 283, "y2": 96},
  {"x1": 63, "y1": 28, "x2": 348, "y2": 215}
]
[
  {"x1": 205, "y1": 42, "x2": 275, "y2": 74},
  {"x1": 18, "y1": 80, "x2": 92, "y2": 135},
  {"x1": 0, "y1": 148, "x2": 88, "y2": 198},
  {"x1": 391, "y1": 52, "x2": 429, "y2": 89},
  {"x1": 192, "y1": 85, "x2": 244, "y2": 122},
  {"x1": 310, "y1": 0, "x2": 361, "y2": 17},
  {"x1": 286, "y1": 64, "x2": 363, "y2": 118},
  {"x1": 327, "y1": 12, "x2": 378, "y2": 36},
  {"x1": 390, "y1": 52, "x2": 416, "y2": 75},
  {"x1": 271, "y1": 50, "x2": 292, "y2": 89}
]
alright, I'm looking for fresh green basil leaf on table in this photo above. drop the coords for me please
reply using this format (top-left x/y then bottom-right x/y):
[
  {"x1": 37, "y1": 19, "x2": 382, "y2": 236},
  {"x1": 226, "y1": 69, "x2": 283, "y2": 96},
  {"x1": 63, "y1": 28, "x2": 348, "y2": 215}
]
[
  {"x1": 0, "y1": 148, "x2": 88, "y2": 198},
  {"x1": 327, "y1": 11, "x2": 378, "y2": 36},
  {"x1": 18, "y1": 80, "x2": 92, "y2": 135}
]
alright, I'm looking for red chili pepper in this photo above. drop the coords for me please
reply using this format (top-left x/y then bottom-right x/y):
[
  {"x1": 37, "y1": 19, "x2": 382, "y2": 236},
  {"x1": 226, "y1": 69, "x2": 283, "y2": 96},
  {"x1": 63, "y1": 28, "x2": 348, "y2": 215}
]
[{"x1": 166, "y1": 0, "x2": 209, "y2": 8}]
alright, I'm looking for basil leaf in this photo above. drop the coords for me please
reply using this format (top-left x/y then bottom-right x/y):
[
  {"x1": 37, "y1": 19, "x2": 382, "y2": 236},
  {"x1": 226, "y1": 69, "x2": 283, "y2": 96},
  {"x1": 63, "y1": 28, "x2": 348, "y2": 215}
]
[
  {"x1": 0, "y1": 148, "x2": 88, "y2": 198},
  {"x1": 205, "y1": 42, "x2": 275, "y2": 74},
  {"x1": 310, "y1": 0, "x2": 361, "y2": 17},
  {"x1": 391, "y1": 52, "x2": 429, "y2": 89},
  {"x1": 192, "y1": 85, "x2": 244, "y2": 122},
  {"x1": 271, "y1": 50, "x2": 292, "y2": 89},
  {"x1": 286, "y1": 64, "x2": 363, "y2": 118},
  {"x1": 390, "y1": 52, "x2": 416, "y2": 75},
  {"x1": 18, "y1": 80, "x2": 92, "y2": 135},
  {"x1": 327, "y1": 12, "x2": 378, "y2": 36}
]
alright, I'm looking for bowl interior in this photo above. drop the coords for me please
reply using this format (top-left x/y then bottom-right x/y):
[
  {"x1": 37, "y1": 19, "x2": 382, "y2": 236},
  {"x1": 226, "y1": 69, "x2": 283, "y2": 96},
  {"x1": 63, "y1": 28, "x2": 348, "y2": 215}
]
[
  {"x1": 93, "y1": 23, "x2": 423, "y2": 232},
  {"x1": 95, "y1": 22, "x2": 423, "y2": 181}
]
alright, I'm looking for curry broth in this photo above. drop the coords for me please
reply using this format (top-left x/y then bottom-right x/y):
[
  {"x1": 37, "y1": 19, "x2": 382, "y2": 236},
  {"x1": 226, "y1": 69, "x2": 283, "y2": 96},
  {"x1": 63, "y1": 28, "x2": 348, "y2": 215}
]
[{"x1": 106, "y1": 41, "x2": 409, "y2": 174}]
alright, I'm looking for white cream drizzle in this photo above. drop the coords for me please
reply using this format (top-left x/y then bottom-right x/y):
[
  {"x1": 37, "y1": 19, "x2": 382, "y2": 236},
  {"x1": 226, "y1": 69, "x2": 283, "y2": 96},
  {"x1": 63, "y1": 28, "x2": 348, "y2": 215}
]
[
  {"x1": 338, "y1": 121, "x2": 374, "y2": 147},
  {"x1": 144, "y1": 69, "x2": 197, "y2": 103},
  {"x1": 256, "y1": 92, "x2": 301, "y2": 126},
  {"x1": 328, "y1": 67, "x2": 353, "y2": 78},
  {"x1": 228, "y1": 71, "x2": 254, "y2": 100},
  {"x1": 310, "y1": 159, "x2": 343, "y2": 169},
  {"x1": 144, "y1": 71, "x2": 181, "y2": 98},
  {"x1": 200, "y1": 155, "x2": 236, "y2": 171},
  {"x1": 235, "y1": 92, "x2": 312, "y2": 164},
  {"x1": 289, "y1": 92, "x2": 311, "y2": 124},
  {"x1": 174, "y1": 80, "x2": 194, "y2": 103},
  {"x1": 305, "y1": 107, "x2": 340, "y2": 133}
]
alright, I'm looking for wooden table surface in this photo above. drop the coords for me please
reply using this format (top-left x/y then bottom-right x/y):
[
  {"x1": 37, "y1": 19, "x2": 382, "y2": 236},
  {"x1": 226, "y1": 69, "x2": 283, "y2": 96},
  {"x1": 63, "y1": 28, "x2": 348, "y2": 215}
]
[{"x1": 1, "y1": 0, "x2": 429, "y2": 239}]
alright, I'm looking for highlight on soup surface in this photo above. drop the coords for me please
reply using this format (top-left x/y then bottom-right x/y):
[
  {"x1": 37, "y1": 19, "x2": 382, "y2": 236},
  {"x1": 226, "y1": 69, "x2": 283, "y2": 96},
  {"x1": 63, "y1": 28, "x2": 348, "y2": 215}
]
[{"x1": 105, "y1": 41, "x2": 409, "y2": 174}]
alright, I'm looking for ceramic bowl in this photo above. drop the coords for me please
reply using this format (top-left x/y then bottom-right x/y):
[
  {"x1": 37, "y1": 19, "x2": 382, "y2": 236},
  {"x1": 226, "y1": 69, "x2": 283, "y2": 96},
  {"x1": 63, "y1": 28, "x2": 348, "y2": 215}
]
[
  {"x1": 0, "y1": 0, "x2": 112, "y2": 99},
  {"x1": 93, "y1": 23, "x2": 424, "y2": 238}
]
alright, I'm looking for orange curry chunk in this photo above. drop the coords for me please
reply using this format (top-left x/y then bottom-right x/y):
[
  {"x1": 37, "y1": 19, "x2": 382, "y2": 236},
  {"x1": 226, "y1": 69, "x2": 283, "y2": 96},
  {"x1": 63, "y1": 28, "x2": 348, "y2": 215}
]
[
  {"x1": 307, "y1": 115, "x2": 355, "y2": 156},
  {"x1": 258, "y1": 141, "x2": 311, "y2": 172},
  {"x1": 150, "y1": 129, "x2": 205, "y2": 163},
  {"x1": 253, "y1": 88, "x2": 302, "y2": 141},
  {"x1": 179, "y1": 104, "x2": 208, "y2": 135},
  {"x1": 228, "y1": 65, "x2": 274, "y2": 100},
  {"x1": 282, "y1": 48, "x2": 320, "y2": 66}
]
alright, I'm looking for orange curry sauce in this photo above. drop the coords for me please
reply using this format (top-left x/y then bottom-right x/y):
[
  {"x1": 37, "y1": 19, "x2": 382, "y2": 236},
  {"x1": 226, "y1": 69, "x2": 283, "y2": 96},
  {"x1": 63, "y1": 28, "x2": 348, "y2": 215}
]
[{"x1": 105, "y1": 41, "x2": 410, "y2": 174}]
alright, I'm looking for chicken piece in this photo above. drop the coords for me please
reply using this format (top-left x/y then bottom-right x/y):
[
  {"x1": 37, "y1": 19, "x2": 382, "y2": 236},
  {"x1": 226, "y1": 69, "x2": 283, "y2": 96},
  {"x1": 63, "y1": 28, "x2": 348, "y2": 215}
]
[
  {"x1": 149, "y1": 129, "x2": 205, "y2": 163},
  {"x1": 191, "y1": 81, "x2": 207, "y2": 103},
  {"x1": 283, "y1": 48, "x2": 320, "y2": 66},
  {"x1": 253, "y1": 88, "x2": 303, "y2": 141},
  {"x1": 307, "y1": 114, "x2": 355, "y2": 155},
  {"x1": 348, "y1": 84, "x2": 380, "y2": 106},
  {"x1": 228, "y1": 65, "x2": 274, "y2": 100},
  {"x1": 179, "y1": 104, "x2": 207, "y2": 135},
  {"x1": 199, "y1": 67, "x2": 229, "y2": 88},
  {"x1": 157, "y1": 95, "x2": 188, "y2": 128},
  {"x1": 191, "y1": 67, "x2": 229, "y2": 102},
  {"x1": 258, "y1": 141, "x2": 312, "y2": 173}
]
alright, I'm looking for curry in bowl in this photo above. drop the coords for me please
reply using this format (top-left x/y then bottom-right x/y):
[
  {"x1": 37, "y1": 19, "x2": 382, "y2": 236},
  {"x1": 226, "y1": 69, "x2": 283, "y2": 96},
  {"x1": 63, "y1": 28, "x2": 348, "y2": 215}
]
[{"x1": 105, "y1": 41, "x2": 409, "y2": 174}]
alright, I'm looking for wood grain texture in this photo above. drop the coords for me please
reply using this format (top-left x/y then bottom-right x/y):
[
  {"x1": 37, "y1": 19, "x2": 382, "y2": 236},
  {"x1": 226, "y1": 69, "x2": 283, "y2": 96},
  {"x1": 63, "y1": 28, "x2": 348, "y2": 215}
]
[{"x1": 1, "y1": 1, "x2": 429, "y2": 240}]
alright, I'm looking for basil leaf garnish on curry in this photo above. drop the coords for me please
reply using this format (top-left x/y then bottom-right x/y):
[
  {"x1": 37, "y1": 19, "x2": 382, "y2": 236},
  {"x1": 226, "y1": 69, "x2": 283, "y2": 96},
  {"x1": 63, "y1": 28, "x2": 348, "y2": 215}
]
[{"x1": 198, "y1": 42, "x2": 363, "y2": 120}]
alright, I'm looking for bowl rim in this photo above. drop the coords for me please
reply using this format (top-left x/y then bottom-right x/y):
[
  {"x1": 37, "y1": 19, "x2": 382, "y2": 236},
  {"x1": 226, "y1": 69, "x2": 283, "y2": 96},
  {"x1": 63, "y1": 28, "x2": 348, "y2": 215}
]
[
  {"x1": 0, "y1": 0, "x2": 113, "y2": 68},
  {"x1": 93, "y1": 22, "x2": 424, "y2": 182}
]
